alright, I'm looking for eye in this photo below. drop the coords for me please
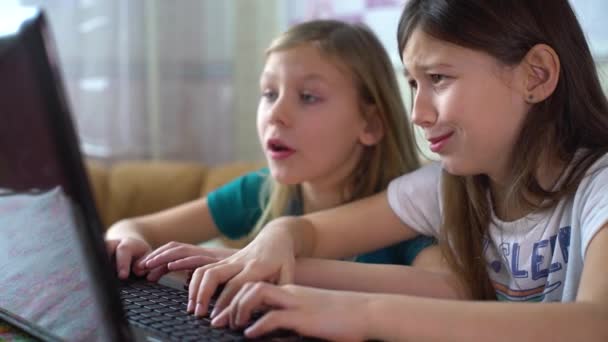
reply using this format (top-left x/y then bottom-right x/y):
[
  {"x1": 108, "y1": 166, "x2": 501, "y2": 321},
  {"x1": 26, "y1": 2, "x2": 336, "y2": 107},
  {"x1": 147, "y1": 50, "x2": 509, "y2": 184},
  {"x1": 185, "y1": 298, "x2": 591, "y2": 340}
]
[
  {"x1": 429, "y1": 74, "x2": 446, "y2": 84},
  {"x1": 262, "y1": 90, "x2": 278, "y2": 102},
  {"x1": 300, "y1": 92, "x2": 320, "y2": 104},
  {"x1": 408, "y1": 79, "x2": 418, "y2": 90}
]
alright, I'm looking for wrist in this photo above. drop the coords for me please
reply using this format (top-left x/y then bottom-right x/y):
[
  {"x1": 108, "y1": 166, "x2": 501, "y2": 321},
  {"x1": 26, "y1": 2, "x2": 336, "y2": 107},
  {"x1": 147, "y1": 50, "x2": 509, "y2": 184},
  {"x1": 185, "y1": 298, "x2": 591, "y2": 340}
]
[
  {"x1": 364, "y1": 294, "x2": 382, "y2": 340},
  {"x1": 365, "y1": 294, "x2": 409, "y2": 341},
  {"x1": 262, "y1": 216, "x2": 305, "y2": 257}
]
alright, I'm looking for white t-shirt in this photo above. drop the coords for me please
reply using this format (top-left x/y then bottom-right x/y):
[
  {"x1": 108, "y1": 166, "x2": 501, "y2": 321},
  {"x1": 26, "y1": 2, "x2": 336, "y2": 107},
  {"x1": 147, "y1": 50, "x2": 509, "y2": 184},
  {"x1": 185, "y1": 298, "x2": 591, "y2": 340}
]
[{"x1": 387, "y1": 154, "x2": 608, "y2": 302}]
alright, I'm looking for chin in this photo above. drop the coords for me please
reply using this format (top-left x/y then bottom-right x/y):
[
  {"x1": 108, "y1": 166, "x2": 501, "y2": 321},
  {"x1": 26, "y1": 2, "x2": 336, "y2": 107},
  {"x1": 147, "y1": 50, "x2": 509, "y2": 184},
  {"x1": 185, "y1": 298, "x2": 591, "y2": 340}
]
[
  {"x1": 440, "y1": 159, "x2": 475, "y2": 177},
  {"x1": 268, "y1": 167, "x2": 301, "y2": 185}
]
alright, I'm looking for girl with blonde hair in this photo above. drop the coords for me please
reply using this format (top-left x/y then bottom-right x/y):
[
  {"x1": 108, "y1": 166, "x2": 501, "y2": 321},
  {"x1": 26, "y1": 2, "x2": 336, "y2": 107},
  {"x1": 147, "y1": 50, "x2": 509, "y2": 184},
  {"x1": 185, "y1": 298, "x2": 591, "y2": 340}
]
[{"x1": 106, "y1": 20, "x2": 437, "y2": 315}]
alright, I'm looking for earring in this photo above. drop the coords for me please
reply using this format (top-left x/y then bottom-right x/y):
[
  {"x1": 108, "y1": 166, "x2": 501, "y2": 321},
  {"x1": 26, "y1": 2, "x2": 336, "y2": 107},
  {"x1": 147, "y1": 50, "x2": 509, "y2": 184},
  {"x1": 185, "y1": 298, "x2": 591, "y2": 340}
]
[{"x1": 526, "y1": 94, "x2": 534, "y2": 103}]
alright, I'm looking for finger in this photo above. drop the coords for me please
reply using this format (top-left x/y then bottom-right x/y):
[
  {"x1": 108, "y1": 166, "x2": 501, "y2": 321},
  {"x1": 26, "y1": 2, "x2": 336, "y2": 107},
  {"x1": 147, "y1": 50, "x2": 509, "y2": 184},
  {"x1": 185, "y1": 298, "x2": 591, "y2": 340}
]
[
  {"x1": 210, "y1": 304, "x2": 230, "y2": 327},
  {"x1": 212, "y1": 282, "x2": 258, "y2": 329},
  {"x1": 145, "y1": 264, "x2": 170, "y2": 282},
  {"x1": 144, "y1": 245, "x2": 198, "y2": 269},
  {"x1": 194, "y1": 268, "x2": 221, "y2": 317},
  {"x1": 115, "y1": 244, "x2": 134, "y2": 279},
  {"x1": 138, "y1": 242, "x2": 180, "y2": 268},
  {"x1": 187, "y1": 266, "x2": 208, "y2": 313},
  {"x1": 229, "y1": 282, "x2": 257, "y2": 329},
  {"x1": 232, "y1": 283, "x2": 294, "y2": 329},
  {"x1": 213, "y1": 269, "x2": 269, "y2": 320},
  {"x1": 194, "y1": 263, "x2": 243, "y2": 317},
  {"x1": 167, "y1": 255, "x2": 219, "y2": 271},
  {"x1": 244, "y1": 311, "x2": 302, "y2": 339},
  {"x1": 132, "y1": 255, "x2": 150, "y2": 277}
]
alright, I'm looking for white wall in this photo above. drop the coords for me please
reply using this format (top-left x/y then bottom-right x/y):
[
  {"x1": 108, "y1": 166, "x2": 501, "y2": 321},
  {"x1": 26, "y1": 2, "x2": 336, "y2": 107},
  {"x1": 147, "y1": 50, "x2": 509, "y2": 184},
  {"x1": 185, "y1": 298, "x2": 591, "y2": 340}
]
[{"x1": 232, "y1": 0, "x2": 285, "y2": 162}]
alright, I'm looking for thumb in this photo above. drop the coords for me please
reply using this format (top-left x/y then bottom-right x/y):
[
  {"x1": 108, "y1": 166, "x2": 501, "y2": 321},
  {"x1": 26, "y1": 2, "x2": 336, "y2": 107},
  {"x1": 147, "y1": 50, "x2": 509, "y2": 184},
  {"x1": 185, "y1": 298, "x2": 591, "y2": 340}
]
[{"x1": 106, "y1": 239, "x2": 119, "y2": 257}]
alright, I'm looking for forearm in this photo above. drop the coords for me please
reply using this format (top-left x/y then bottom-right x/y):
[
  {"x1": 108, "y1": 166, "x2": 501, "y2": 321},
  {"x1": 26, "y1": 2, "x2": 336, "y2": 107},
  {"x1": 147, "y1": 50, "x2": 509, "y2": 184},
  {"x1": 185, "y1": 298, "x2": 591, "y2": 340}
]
[
  {"x1": 366, "y1": 295, "x2": 608, "y2": 341},
  {"x1": 295, "y1": 258, "x2": 465, "y2": 299},
  {"x1": 261, "y1": 192, "x2": 415, "y2": 260},
  {"x1": 104, "y1": 216, "x2": 192, "y2": 248},
  {"x1": 105, "y1": 199, "x2": 221, "y2": 247}
]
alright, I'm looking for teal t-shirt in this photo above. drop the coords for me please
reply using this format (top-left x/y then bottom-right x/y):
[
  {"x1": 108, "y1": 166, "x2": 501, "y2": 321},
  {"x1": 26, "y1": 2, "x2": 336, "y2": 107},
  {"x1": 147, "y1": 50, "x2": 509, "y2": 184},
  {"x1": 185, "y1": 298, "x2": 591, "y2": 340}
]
[{"x1": 207, "y1": 169, "x2": 435, "y2": 265}]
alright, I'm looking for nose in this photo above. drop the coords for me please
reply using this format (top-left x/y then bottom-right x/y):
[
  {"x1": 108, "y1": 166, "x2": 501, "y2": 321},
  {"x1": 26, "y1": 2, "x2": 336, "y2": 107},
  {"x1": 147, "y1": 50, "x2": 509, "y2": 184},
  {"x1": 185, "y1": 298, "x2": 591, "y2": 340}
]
[
  {"x1": 410, "y1": 89, "x2": 436, "y2": 128},
  {"x1": 266, "y1": 93, "x2": 292, "y2": 127}
]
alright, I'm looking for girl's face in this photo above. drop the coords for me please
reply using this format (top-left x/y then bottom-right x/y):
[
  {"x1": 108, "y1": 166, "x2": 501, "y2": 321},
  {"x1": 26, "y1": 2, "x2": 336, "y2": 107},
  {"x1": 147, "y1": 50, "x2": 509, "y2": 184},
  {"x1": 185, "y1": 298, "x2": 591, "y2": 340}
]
[
  {"x1": 257, "y1": 44, "x2": 373, "y2": 187},
  {"x1": 402, "y1": 29, "x2": 530, "y2": 182}
]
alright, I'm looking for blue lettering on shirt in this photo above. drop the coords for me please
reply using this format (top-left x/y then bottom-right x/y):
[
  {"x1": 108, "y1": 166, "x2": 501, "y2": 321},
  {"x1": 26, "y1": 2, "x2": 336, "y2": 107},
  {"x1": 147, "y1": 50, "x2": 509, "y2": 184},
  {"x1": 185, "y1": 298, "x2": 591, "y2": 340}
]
[{"x1": 488, "y1": 226, "x2": 571, "y2": 301}]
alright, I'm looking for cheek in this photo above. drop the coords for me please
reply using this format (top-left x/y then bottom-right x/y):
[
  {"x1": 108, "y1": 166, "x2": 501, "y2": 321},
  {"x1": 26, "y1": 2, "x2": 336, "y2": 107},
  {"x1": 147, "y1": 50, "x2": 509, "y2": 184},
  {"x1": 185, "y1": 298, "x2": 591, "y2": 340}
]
[
  {"x1": 256, "y1": 104, "x2": 267, "y2": 140},
  {"x1": 437, "y1": 87, "x2": 467, "y2": 123},
  {"x1": 302, "y1": 117, "x2": 362, "y2": 156},
  {"x1": 467, "y1": 93, "x2": 525, "y2": 153}
]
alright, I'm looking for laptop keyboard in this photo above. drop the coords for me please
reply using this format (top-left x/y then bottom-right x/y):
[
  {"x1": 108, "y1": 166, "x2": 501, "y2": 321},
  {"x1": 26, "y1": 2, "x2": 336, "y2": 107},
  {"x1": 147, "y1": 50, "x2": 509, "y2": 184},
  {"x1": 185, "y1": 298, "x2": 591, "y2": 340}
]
[{"x1": 119, "y1": 280, "x2": 247, "y2": 341}]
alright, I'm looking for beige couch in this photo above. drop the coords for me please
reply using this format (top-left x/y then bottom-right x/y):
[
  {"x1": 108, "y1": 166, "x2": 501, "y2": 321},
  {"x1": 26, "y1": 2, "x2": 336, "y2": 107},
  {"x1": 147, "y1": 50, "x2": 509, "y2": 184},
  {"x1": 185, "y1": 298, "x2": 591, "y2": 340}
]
[{"x1": 86, "y1": 160, "x2": 263, "y2": 246}]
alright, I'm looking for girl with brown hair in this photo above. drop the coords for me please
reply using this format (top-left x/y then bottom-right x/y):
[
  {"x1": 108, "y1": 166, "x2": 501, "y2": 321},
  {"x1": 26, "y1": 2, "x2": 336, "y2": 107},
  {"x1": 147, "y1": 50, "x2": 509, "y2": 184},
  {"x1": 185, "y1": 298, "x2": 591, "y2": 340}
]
[{"x1": 182, "y1": 1, "x2": 608, "y2": 340}]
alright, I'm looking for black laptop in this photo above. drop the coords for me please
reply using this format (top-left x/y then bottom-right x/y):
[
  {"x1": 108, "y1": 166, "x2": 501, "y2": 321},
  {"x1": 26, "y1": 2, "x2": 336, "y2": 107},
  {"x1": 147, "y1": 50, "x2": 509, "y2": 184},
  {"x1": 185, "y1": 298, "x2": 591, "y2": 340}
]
[{"x1": 0, "y1": 9, "x2": 317, "y2": 342}]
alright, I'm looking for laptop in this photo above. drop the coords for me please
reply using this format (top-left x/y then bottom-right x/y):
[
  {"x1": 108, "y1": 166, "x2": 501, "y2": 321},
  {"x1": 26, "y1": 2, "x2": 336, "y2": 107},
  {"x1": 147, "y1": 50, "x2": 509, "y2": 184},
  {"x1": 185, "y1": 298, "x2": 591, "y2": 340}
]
[{"x1": 0, "y1": 9, "x2": 317, "y2": 342}]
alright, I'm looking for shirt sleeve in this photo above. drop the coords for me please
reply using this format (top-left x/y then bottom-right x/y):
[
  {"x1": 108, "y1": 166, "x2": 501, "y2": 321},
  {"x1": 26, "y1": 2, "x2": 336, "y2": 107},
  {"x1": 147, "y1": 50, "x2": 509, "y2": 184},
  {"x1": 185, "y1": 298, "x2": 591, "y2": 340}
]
[
  {"x1": 207, "y1": 168, "x2": 269, "y2": 239},
  {"x1": 387, "y1": 163, "x2": 443, "y2": 238},
  {"x1": 575, "y1": 154, "x2": 608, "y2": 257}
]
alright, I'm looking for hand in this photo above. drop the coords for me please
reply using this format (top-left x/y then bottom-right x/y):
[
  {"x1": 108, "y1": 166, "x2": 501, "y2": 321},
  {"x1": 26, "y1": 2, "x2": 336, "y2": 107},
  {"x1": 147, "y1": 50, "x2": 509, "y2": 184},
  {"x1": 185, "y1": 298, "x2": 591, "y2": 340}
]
[
  {"x1": 186, "y1": 222, "x2": 297, "y2": 318},
  {"x1": 212, "y1": 283, "x2": 372, "y2": 341},
  {"x1": 105, "y1": 237, "x2": 152, "y2": 279},
  {"x1": 137, "y1": 242, "x2": 238, "y2": 282}
]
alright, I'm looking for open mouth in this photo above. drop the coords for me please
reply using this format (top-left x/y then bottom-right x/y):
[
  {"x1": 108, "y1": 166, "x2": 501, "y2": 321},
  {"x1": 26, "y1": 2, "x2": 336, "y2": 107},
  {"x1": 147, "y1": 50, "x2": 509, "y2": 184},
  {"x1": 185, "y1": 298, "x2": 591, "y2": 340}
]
[
  {"x1": 267, "y1": 139, "x2": 293, "y2": 152},
  {"x1": 267, "y1": 139, "x2": 295, "y2": 159},
  {"x1": 269, "y1": 141, "x2": 291, "y2": 152}
]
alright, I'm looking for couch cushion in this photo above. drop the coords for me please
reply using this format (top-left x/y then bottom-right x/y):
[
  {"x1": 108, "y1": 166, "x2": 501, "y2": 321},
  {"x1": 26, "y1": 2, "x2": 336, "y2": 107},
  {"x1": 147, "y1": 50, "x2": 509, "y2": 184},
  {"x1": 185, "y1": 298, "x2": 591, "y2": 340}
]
[
  {"x1": 201, "y1": 161, "x2": 265, "y2": 196},
  {"x1": 106, "y1": 161, "x2": 206, "y2": 227}
]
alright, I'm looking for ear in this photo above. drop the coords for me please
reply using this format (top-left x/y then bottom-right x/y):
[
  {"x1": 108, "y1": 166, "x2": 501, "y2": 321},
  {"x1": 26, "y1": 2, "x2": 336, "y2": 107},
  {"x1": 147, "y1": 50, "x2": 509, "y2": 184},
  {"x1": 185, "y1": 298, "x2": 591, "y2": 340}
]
[
  {"x1": 521, "y1": 44, "x2": 560, "y2": 103},
  {"x1": 358, "y1": 105, "x2": 384, "y2": 146}
]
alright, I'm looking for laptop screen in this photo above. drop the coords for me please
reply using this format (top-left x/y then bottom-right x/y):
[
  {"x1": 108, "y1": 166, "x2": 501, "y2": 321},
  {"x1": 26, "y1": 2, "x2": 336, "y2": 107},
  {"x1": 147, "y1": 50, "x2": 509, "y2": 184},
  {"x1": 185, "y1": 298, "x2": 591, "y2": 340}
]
[{"x1": 0, "y1": 9, "x2": 128, "y2": 342}]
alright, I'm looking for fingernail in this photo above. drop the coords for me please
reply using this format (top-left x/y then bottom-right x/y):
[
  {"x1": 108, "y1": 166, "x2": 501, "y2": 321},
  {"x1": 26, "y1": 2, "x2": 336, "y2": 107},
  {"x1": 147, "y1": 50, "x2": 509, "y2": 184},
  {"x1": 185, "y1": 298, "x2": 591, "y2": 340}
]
[
  {"x1": 211, "y1": 316, "x2": 220, "y2": 326},
  {"x1": 187, "y1": 300, "x2": 193, "y2": 313},
  {"x1": 119, "y1": 270, "x2": 127, "y2": 278},
  {"x1": 210, "y1": 308, "x2": 218, "y2": 319},
  {"x1": 195, "y1": 304, "x2": 203, "y2": 317}
]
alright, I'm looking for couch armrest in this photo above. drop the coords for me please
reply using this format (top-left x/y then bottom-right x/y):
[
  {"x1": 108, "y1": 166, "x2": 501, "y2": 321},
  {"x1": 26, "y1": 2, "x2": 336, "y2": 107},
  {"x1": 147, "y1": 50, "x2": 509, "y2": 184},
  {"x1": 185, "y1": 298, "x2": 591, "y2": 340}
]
[{"x1": 86, "y1": 160, "x2": 110, "y2": 227}]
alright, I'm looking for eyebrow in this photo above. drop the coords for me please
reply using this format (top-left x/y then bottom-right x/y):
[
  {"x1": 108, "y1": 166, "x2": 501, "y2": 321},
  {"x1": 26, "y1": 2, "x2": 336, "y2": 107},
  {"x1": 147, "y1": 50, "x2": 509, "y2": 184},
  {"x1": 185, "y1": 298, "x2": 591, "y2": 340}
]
[
  {"x1": 402, "y1": 62, "x2": 454, "y2": 78},
  {"x1": 260, "y1": 72, "x2": 330, "y2": 86},
  {"x1": 301, "y1": 74, "x2": 329, "y2": 83}
]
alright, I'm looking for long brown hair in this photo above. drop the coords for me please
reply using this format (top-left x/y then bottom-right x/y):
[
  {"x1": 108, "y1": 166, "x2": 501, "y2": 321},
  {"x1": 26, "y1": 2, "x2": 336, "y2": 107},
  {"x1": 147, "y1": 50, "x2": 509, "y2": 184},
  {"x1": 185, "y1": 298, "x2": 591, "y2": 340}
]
[
  {"x1": 398, "y1": 0, "x2": 608, "y2": 299},
  {"x1": 251, "y1": 20, "x2": 420, "y2": 236}
]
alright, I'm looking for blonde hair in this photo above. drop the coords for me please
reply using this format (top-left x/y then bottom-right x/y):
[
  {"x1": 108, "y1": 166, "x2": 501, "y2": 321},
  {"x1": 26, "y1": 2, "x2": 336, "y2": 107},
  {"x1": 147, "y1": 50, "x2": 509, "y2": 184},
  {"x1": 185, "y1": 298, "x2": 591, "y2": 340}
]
[{"x1": 250, "y1": 20, "x2": 420, "y2": 237}]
